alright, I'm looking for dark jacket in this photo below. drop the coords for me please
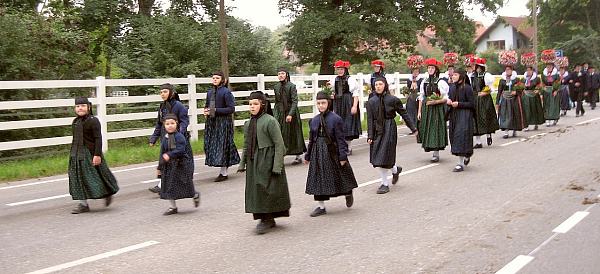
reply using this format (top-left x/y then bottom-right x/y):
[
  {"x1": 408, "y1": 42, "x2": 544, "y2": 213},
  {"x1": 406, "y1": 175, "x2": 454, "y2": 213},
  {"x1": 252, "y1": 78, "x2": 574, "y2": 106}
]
[
  {"x1": 72, "y1": 115, "x2": 103, "y2": 156},
  {"x1": 305, "y1": 112, "x2": 348, "y2": 161},
  {"x1": 205, "y1": 86, "x2": 236, "y2": 116},
  {"x1": 160, "y1": 132, "x2": 188, "y2": 160},
  {"x1": 149, "y1": 99, "x2": 189, "y2": 144},
  {"x1": 366, "y1": 93, "x2": 417, "y2": 141}
]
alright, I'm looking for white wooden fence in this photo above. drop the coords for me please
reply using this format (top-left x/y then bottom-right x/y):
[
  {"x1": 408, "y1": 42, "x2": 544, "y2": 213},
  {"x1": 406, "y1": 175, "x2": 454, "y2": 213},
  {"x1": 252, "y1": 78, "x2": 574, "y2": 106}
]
[{"x1": 0, "y1": 73, "x2": 499, "y2": 153}]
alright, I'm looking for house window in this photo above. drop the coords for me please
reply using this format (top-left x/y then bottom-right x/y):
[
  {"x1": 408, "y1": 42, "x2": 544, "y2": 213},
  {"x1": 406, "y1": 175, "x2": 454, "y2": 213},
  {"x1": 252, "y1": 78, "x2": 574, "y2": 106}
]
[{"x1": 487, "y1": 40, "x2": 506, "y2": 50}]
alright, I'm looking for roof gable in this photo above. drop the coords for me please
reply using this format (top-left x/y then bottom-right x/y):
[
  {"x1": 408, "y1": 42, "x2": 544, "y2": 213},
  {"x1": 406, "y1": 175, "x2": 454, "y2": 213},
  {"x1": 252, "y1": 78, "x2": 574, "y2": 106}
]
[{"x1": 474, "y1": 16, "x2": 534, "y2": 44}]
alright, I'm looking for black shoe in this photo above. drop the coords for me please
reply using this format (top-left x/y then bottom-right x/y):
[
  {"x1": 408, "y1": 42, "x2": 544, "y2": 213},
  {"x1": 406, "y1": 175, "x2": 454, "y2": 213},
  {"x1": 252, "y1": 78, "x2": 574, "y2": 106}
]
[
  {"x1": 71, "y1": 204, "x2": 90, "y2": 214},
  {"x1": 392, "y1": 167, "x2": 402, "y2": 185},
  {"x1": 193, "y1": 192, "x2": 200, "y2": 208},
  {"x1": 502, "y1": 134, "x2": 509, "y2": 139},
  {"x1": 163, "y1": 207, "x2": 178, "y2": 216},
  {"x1": 214, "y1": 174, "x2": 228, "y2": 182},
  {"x1": 430, "y1": 156, "x2": 439, "y2": 163},
  {"x1": 453, "y1": 165, "x2": 464, "y2": 172},
  {"x1": 487, "y1": 136, "x2": 493, "y2": 146},
  {"x1": 473, "y1": 144, "x2": 483, "y2": 149},
  {"x1": 105, "y1": 195, "x2": 113, "y2": 207},
  {"x1": 345, "y1": 194, "x2": 354, "y2": 208},
  {"x1": 256, "y1": 219, "x2": 276, "y2": 234},
  {"x1": 376, "y1": 185, "x2": 390, "y2": 194},
  {"x1": 291, "y1": 158, "x2": 303, "y2": 165},
  {"x1": 552, "y1": 121, "x2": 557, "y2": 126},
  {"x1": 148, "y1": 186, "x2": 160, "y2": 193},
  {"x1": 310, "y1": 207, "x2": 327, "y2": 217},
  {"x1": 464, "y1": 157, "x2": 470, "y2": 166},
  {"x1": 512, "y1": 131, "x2": 517, "y2": 137},
  {"x1": 534, "y1": 125, "x2": 539, "y2": 130}
]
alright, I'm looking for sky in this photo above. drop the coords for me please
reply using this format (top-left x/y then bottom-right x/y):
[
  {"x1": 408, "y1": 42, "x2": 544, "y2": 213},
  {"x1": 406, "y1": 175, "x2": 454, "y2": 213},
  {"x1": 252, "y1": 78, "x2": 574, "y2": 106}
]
[{"x1": 226, "y1": 0, "x2": 530, "y2": 30}]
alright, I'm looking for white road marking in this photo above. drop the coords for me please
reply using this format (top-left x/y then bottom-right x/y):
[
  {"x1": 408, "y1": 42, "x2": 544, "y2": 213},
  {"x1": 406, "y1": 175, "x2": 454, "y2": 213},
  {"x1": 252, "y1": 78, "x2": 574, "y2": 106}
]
[
  {"x1": 552, "y1": 211, "x2": 590, "y2": 233},
  {"x1": 500, "y1": 140, "x2": 522, "y2": 147},
  {"x1": 495, "y1": 255, "x2": 534, "y2": 274},
  {"x1": 0, "y1": 178, "x2": 67, "y2": 191},
  {"x1": 357, "y1": 164, "x2": 438, "y2": 188},
  {"x1": 576, "y1": 117, "x2": 600, "y2": 125},
  {"x1": 6, "y1": 194, "x2": 70, "y2": 207},
  {"x1": 26, "y1": 241, "x2": 159, "y2": 274}
]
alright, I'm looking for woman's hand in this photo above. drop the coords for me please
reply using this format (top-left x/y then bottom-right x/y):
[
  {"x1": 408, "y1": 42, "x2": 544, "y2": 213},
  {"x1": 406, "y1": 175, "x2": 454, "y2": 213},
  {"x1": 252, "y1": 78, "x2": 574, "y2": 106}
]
[
  {"x1": 417, "y1": 112, "x2": 422, "y2": 121},
  {"x1": 451, "y1": 102, "x2": 459, "y2": 108},
  {"x1": 162, "y1": 153, "x2": 170, "y2": 162},
  {"x1": 340, "y1": 161, "x2": 347, "y2": 166},
  {"x1": 367, "y1": 139, "x2": 373, "y2": 144},
  {"x1": 286, "y1": 115, "x2": 293, "y2": 123},
  {"x1": 92, "y1": 156, "x2": 101, "y2": 166}
]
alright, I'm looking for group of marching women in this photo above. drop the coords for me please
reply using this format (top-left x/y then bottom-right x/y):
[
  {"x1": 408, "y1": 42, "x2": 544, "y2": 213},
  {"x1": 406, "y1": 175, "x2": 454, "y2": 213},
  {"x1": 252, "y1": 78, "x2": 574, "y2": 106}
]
[{"x1": 67, "y1": 53, "x2": 599, "y2": 234}]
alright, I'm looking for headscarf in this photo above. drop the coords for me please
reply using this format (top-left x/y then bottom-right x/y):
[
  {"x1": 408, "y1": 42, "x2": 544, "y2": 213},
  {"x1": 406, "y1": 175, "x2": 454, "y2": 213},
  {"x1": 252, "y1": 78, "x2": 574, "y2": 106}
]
[
  {"x1": 246, "y1": 91, "x2": 268, "y2": 160},
  {"x1": 209, "y1": 71, "x2": 227, "y2": 118},
  {"x1": 277, "y1": 67, "x2": 291, "y2": 113},
  {"x1": 75, "y1": 96, "x2": 93, "y2": 116},
  {"x1": 71, "y1": 97, "x2": 93, "y2": 158},
  {"x1": 163, "y1": 113, "x2": 179, "y2": 151},
  {"x1": 373, "y1": 77, "x2": 389, "y2": 137},
  {"x1": 159, "y1": 83, "x2": 178, "y2": 118}
]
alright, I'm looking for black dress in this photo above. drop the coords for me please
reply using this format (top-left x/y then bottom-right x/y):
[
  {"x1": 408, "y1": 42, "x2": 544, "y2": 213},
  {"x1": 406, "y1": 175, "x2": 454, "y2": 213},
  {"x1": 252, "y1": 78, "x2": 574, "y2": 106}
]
[
  {"x1": 332, "y1": 76, "x2": 362, "y2": 140},
  {"x1": 367, "y1": 92, "x2": 416, "y2": 168},
  {"x1": 448, "y1": 84, "x2": 475, "y2": 157},
  {"x1": 406, "y1": 76, "x2": 422, "y2": 127},
  {"x1": 305, "y1": 112, "x2": 358, "y2": 201}
]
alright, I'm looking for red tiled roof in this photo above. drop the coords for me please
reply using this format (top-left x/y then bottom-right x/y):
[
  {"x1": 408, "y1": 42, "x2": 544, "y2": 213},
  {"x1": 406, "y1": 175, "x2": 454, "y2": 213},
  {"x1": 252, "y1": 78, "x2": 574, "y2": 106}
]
[{"x1": 474, "y1": 16, "x2": 534, "y2": 44}]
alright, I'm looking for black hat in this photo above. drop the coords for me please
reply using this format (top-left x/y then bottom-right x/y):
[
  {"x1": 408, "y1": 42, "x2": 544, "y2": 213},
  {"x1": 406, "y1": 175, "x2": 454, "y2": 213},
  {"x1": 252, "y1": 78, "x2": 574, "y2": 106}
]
[
  {"x1": 316, "y1": 91, "x2": 329, "y2": 100},
  {"x1": 163, "y1": 113, "x2": 178, "y2": 122},
  {"x1": 75, "y1": 97, "x2": 90, "y2": 105},
  {"x1": 277, "y1": 67, "x2": 290, "y2": 82},
  {"x1": 249, "y1": 91, "x2": 267, "y2": 102}
]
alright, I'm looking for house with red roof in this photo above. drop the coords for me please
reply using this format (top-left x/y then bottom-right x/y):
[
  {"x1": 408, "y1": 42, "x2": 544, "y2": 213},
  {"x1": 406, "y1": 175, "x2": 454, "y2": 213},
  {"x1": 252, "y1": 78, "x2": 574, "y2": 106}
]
[{"x1": 474, "y1": 16, "x2": 534, "y2": 52}]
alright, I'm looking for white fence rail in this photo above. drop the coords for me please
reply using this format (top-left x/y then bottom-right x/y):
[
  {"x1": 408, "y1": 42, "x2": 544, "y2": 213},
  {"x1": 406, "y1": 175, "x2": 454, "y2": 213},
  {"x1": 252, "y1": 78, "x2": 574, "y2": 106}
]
[{"x1": 0, "y1": 73, "x2": 499, "y2": 153}]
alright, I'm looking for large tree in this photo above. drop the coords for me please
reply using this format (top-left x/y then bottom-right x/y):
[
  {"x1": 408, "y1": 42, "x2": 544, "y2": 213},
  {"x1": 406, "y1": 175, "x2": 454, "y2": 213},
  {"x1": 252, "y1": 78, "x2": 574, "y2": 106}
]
[
  {"x1": 535, "y1": 0, "x2": 600, "y2": 65},
  {"x1": 279, "y1": 0, "x2": 502, "y2": 74}
]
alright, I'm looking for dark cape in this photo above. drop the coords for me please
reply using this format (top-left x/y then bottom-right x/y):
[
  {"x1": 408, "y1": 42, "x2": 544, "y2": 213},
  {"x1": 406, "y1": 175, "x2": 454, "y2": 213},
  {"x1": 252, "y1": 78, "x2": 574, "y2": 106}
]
[
  {"x1": 406, "y1": 76, "x2": 422, "y2": 127},
  {"x1": 448, "y1": 83, "x2": 475, "y2": 157},
  {"x1": 333, "y1": 76, "x2": 362, "y2": 140},
  {"x1": 273, "y1": 80, "x2": 306, "y2": 155}
]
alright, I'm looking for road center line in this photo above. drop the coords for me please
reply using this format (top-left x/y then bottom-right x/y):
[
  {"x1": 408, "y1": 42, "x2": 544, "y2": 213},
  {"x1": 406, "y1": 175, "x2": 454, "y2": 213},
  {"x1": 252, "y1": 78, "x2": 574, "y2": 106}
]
[
  {"x1": 25, "y1": 240, "x2": 159, "y2": 274},
  {"x1": 6, "y1": 194, "x2": 70, "y2": 207},
  {"x1": 357, "y1": 164, "x2": 438, "y2": 188},
  {"x1": 576, "y1": 117, "x2": 600, "y2": 125},
  {"x1": 495, "y1": 255, "x2": 535, "y2": 274},
  {"x1": 552, "y1": 211, "x2": 590, "y2": 233}
]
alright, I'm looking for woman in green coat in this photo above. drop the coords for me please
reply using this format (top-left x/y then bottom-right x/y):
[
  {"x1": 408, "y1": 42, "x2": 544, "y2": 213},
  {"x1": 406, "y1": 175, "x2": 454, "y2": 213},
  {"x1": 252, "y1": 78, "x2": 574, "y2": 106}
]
[
  {"x1": 238, "y1": 91, "x2": 291, "y2": 235},
  {"x1": 273, "y1": 68, "x2": 306, "y2": 164}
]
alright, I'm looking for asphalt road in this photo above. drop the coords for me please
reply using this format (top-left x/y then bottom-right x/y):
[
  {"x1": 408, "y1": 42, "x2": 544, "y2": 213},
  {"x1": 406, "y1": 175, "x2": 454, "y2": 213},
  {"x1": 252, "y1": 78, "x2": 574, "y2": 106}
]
[{"x1": 1, "y1": 108, "x2": 600, "y2": 274}]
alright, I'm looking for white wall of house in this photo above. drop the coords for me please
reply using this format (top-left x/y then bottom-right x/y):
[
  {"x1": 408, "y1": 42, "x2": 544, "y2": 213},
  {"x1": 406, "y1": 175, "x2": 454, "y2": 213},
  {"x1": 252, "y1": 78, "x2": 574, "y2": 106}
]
[{"x1": 475, "y1": 23, "x2": 516, "y2": 52}]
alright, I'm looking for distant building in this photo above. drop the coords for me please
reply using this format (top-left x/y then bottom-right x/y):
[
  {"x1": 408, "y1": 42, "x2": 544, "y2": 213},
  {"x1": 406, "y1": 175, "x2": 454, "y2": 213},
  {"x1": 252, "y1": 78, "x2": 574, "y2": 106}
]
[{"x1": 474, "y1": 16, "x2": 534, "y2": 52}]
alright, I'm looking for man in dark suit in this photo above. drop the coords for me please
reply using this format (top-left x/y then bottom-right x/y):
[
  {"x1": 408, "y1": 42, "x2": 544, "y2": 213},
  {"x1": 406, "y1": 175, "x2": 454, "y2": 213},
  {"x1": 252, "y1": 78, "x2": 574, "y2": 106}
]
[
  {"x1": 571, "y1": 64, "x2": 587, "y2": 116},
  {"x1": 587, "y1": 66, "x2": 599, "y2": 109}
]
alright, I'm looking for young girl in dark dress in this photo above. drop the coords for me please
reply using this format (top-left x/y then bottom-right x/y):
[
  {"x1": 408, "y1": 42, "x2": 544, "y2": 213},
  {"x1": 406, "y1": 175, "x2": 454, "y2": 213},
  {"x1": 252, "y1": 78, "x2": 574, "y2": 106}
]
[{"x1": 447, "y1": 69, "x2": 475, "y2": 172}]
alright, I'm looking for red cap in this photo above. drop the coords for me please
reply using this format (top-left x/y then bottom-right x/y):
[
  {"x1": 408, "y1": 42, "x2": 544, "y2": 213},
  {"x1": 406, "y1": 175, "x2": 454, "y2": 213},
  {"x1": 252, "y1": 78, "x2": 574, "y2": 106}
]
[
  {"x1": 424, "y1": 58, "x2": 442, "y2": 67},
  {"x1": 371, "y1": 60, "x2": 385, "y2": 68},
  {"x1": 334, "y1": 60, "x2": 351, "y2": 68},
  {"x1": 475, "y1": 57, "x2": 487, "y2": 65}
]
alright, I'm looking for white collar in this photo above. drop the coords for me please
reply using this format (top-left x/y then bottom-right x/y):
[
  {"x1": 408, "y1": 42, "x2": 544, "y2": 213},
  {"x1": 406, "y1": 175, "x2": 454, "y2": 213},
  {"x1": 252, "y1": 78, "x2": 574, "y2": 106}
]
[
  {"x1": 543, "y1": 67, "x2": 558, "y2": 76},
  {"x1": 501, "y1": 71, "x2": 517, "y2": 81},
  {"x1": 525, "y1": 71, "x2": 537, "y2": 80}
]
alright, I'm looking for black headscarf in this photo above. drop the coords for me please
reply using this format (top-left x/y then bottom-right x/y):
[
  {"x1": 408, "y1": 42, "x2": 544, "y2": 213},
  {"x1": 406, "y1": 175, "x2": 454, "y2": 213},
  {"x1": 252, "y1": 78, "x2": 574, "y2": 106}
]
[
  {"x1": 277, "y1": 67, "x2": 291, "y2": 113},
  {"x1": 71, "y1": 97, "x2": 93, "y2": 158},
  {"x1": 75, "y1": 96, "x2": 93, "y2": 116},
  {"x1": 209, "y1": 71, "x2": 227, "y2": 118},
  {"x1": 163, "y1": 113, "x2": 179, "y2": 151},
  {"x1": 373, "y1": 77, "x2": 389, "y2": 137},
  {"x1": 246, "y1": 91, "x2": 268, "y2": 160}
]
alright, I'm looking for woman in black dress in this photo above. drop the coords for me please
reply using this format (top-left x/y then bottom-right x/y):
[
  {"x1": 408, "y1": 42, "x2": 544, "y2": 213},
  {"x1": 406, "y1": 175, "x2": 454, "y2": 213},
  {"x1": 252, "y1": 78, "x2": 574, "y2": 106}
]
[{"x1": 447, "y1": 69, "x2": 475, "y2": 172}]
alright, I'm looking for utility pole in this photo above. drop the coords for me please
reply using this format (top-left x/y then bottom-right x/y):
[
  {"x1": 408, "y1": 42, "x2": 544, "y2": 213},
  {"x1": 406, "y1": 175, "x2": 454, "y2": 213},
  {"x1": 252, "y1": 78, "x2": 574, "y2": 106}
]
[
  {"x1": 219, "y1": 0, "x2": 230, "y2": 81},
  {"x1": 532, "y1": 0, "x2": 538, "y2": 54}
]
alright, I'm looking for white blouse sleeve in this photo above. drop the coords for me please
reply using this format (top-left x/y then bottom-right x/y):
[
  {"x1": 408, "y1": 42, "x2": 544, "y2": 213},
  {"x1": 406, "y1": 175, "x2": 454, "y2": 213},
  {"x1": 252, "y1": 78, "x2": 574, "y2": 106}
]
[
  {"x1": 419, "y1": 80, "x2": 425, "y2": 101},
  {"x1": 438, "y1": 80, "x2": 449, "y2": 99},
  {"x1": 348, "y1": 76, "x2": 360, "y2": 97},
  {"x1": 484, "y1": 73, "x2": 494, "y2": 86}
]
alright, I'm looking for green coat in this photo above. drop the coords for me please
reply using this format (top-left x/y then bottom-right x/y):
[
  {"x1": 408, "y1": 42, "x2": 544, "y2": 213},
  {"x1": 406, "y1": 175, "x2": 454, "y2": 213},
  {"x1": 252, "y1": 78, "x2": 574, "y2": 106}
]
[
  {"x1": 240, "y1": 114, "x2": 291, "y2": 214},
  {"x1": 273, "y1": 81, "x2": 306, "y2": 155}
]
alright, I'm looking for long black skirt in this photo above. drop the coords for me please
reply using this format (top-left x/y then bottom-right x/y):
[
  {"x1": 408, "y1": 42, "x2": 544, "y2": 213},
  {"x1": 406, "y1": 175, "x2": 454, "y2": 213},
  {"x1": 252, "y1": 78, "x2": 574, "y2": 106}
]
[
  {"x1": 449, "y1": 108, "x2": 474, "y2": 157},
  {"x1": 559, "y1": 85, "x2": 571, "y2": 110},
  {"x1": 204, "y1": 115, "x2": 240, "y2": 167},
  {"x1": 405, "y1": 92, "x2": 419, "y2": 128},
  {"x1": 160, "y1": 153, "x2": 197, "y2": 200},
  {"x1": 306, "y1": 137, "x2": 357, "y2": 200},
  {"x1": 333, "y1": 93, "x2": 362, "y2": 140},
  {"x1": 370, "y1": 119, "x2": 398, "y2": 168}
]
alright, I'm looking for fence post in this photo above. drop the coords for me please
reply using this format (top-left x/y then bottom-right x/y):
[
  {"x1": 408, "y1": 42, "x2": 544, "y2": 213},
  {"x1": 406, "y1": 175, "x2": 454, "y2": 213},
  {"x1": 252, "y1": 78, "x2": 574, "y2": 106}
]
[
  {"x1": 95, "y1": 76, "x2": 109, "y2": 153},
  {"x1": 311, "y1": 73, "x2": 319, "y2": 115},
  {"x1": 356, "y1": 73, "x2": 365, "y2": 123},
  {"x1": 257, "y1": 74, "x2": 265, "y2": 91},
  {"x1": 187, "y1": 75, "x2": 199, "y2": 141},
  {"x1": 394, "y1": 72, "x2": 401, "y2": 97}
]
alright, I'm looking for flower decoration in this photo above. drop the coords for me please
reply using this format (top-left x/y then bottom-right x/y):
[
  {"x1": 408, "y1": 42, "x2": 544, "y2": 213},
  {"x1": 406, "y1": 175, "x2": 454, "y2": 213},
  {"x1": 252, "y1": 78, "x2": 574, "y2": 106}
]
[
  {"x1": 407, "y1": 55, "x2": 424, "y2": 69},
  {"x1": 520, "y1": 52, "x2": 537, "y2": 67},
  {"x1": 443, "y1": 52, "x2": 459, "y2": 66},
  {"x1": 498, "y1": 50, "x2": 518, "y2": 66},
  {"x1": 541, "y1": 49, "x2": 556, "y2": 64},
  {"x1": 555, "y1": 56, "x2": 569, "y2": 68}
]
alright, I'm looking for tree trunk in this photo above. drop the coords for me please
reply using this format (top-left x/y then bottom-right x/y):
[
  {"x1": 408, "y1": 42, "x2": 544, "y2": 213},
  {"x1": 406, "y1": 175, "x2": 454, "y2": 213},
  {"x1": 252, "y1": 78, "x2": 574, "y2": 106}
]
[
  {"x1": 319, "y1": 36, "x2": 335, "y2": 75},
  {"x1": 138, "y1": 0, "x2": 154, "y2": 16}
]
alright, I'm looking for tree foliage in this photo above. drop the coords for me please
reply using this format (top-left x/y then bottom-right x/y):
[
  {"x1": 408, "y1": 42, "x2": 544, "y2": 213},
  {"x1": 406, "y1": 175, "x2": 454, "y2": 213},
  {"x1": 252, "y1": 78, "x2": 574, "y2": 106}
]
[
  {"x1": 279, "y1": 0, "x2": 503, "y2": 74},
  {"x1": 536, "y1": 0, "x2": 600, "y2": 65}
]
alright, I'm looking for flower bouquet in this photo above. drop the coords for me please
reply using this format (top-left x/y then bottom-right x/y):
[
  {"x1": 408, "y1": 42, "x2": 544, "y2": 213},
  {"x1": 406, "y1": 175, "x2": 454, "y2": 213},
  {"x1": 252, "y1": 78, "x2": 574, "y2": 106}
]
[
  {"x1": 541, "y1": 49, "x2": 556, "y2": 64},
  {"x1": 552, "y1": 79, "x2": 561, "y2": 91},
  {"x1": 443, "y1": 52, "x2": 459, "y2": 66},
  {"x1": 463, "y1": 54, "x2": 475, "y2": 66},
  {"x1": 481, "y1": 86, "x2": 491, "y2": 94},
  {"x1": 520, "y1": 52, "x2": 537, "y2": 67},
  {"x1": 514, "y1": 81, "x2": 525, "y2": 92},
  {"x1": 407, "y1": 55, "x2": 424, "y2": 69},
  {"x1": 555, "y1": 56, "x2": 569, "y2": 68},
  {"x1": 427, "y1": 93, "x2": 442, "y2": 101},
  {"x1": 400, "y1": 86, "x2": 410, "y2": 97},
  {"x1": 498, "y1": 50, "x2": 517, "y2": 66}
]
